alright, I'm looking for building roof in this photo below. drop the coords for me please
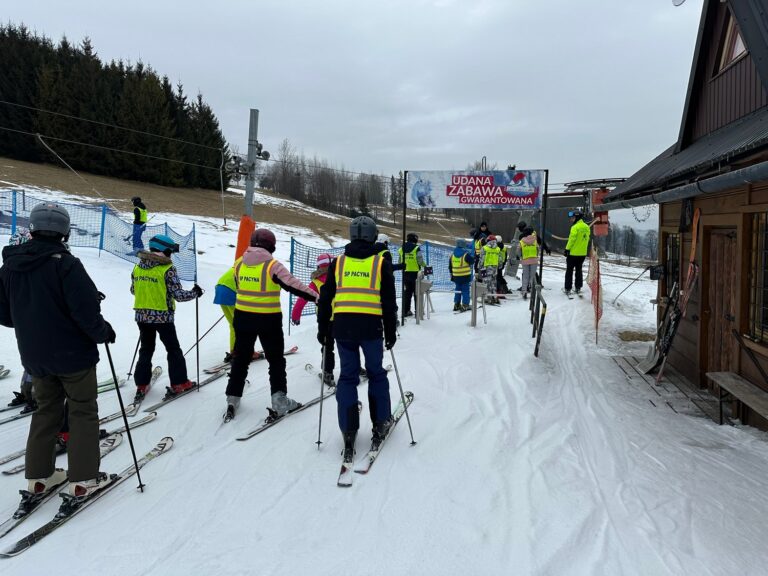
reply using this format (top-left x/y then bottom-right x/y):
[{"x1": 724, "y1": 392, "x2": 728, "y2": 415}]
[{"x1": 606, "y1": 105, "x2": 768, "y2": 201}]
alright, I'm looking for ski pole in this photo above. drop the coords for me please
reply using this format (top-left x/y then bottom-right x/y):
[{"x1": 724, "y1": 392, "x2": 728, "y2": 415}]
[
  {"x1": 126, "y1": 334, "x2": 141, "y2": 381},
  {"x1": 195, "y1": 296, "x2": 200, "y2": 392},
  {"x1": 389, "y1": 348, "x2": 417, "y2": 446},
  {"x1": 105, "y1": 343, "x2": 145, "y2": 492},
  {"x1": 315, "y1": 344, "x2": 326, "y2": 449},
  {"x1": 612, "y1": 266, "x2": 650, "y2": 306},
  {"x1": 183, "y1": 314, "x2": 225, "y2": 357}
]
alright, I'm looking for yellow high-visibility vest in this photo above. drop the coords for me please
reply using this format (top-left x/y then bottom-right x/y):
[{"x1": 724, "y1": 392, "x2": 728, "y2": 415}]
[
  {"x1": 132, "y1": 263, "x2": 173, "y2": 311},
  {"x1": 234, "y1": 259, "x2": 282, "y2": 313},
  {"x1": 333, "y1": 255, "x2": 383, "y2": 316},
  {"x1": 138, "y1": 208, "x2": 148, "y2": 224},
  {"x1": 483, "y1": 245, "x2": 501, "y2": 268},
  {"x1": 216, "y1": 267, "x2": 237, "y2": 292},
  {"x1": 520, "y1": 240, "x2": 538, "y2": 260},
  {"x1": 451, "y1": 254, "x2": 471, "y2": 277},
  {"x1": 397, "y1": 246, "x2": 420, "y2": 272}
]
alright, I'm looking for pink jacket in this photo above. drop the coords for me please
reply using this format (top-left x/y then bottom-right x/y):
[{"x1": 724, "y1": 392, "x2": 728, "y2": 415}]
[
  {"x1": 290, "y1": 270, "x2": 327, "y2": 323},
  {"x1": 239, "y1": 247, "x2": 317, "y2": 310}
]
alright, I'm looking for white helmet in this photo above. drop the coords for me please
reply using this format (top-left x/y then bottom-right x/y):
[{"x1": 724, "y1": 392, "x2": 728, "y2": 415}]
[
  {"x1": 496, "y1": 235, "x2": 502, "y2": 243},
  {"x1": 377, "y1": 233, "x2": 390, "y2": 244}
]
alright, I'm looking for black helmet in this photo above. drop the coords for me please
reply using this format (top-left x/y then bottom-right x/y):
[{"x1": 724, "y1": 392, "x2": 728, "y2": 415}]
[
  {"x1": 349, "y1": 216, "x2": 378, "y2": 242},
  {"x1": 131, "y1": 196, "x2": 142, "y2": 205},
  {"x1": 29, "y1": 203, "x2": 70, "y2": 237},
  {"x1": 406, "y1": 233, "x2": 418, "y2": 243},
  {"x1": 517, "y1": 221, "x2": 527, "y2": 232},
  {"x1": 568, "y1": 209, "x2": 583, "y2": 218}
]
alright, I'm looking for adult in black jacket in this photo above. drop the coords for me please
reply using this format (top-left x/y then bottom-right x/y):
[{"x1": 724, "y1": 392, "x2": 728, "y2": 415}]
[
  {"x1": 0, "y1": 203, "x2": 115, "y2": 502},
  {"x1": 317, "y1": 216, "x2": 398, "y2": 463}
]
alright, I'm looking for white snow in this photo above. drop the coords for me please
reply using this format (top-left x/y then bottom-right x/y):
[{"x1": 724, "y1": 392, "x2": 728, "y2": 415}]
[{"x1": 1, "y1": 195, "x2": 768, "y2": 575}]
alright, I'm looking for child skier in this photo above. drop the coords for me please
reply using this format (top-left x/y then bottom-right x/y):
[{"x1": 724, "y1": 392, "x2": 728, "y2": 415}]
[
  {"x1": 224, "y1": 229, "x2": 318, "y2": 420},
  {"x1": 519, "y1": 227, "x2": 539, "y2": 298},
  {"x1": 131, "y1": 234, "x2": 202, "y2": 402},
  {"x1": 316, "y1": 216, "x2": 398, "y2": 464},
  {"x1": 449, "y1": 239, "x2": 473, "y2": 311},
  {"x1": 480, "y1": 235, "x2": 501, "y2": 304},
  {"x1": 291, "y1": 253, "x2": 336, "y2": 386}
]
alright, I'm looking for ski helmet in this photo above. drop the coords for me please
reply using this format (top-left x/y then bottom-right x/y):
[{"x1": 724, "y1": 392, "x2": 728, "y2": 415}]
[
  {"x1": 349, "y1": 216, "x2": 378, "y2": 243},
  {"x1": 377, "y1": 233, "x2": 390, "y2": 245},
  {"x1": 316, "y1": 253, "x2": 332, "y2": 267},
  {"x1": 131, "y1": 196, "x2": 142, "y2": 205},
  {"x1": 406, "y1": 233, "x2": 419, "y2": 243},
  {"x1": 456, "y1": 238, "x2": 467, "y2": 249},
  {"x1": 496, "y1": 235, "x2": 503, "y2": 244},
  {"x1": 516, "y1": 221, "x2": 527, "y2": 232},
  {"x1": 568, "y1": 209, "x2": 583, "y2": 219},
  {"x1": 29, "y1": 203, "x2": 70, "y2": 237},
  {"x1": 148, "y1": 234, "x2": 179, "y2": 254},
  {"x1": 250, "y1": 228, "x2": 277, "y2": 253}
]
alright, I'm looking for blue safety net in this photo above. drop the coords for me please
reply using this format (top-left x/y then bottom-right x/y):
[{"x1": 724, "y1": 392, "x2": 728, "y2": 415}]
[{"x1": 0, "y1": 189, "x2": 197, "y2": 281}]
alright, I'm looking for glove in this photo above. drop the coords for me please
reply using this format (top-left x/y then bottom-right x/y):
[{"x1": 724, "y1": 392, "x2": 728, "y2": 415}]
[
  {"x1": 291, "y1": 318, "x2": 300, "y2": 326},
  {"x1": 423, "y1": 266, "x2": 434, "y2": 275},
  {"x1": 104, "y1": 321, "x2": 116, "y2": 344},
  {"x1": 385, "y1": 333, "x2": 397, "y2": 350},
  {"x1": 97, "y1": 291, "x2": 106, "y2": 302},
  {"x1": 564, "y1": 250, "x2": 570, "y2": 257},
  {"x1": 192, "y1": 284, "x2": 204, "y2": 297}
]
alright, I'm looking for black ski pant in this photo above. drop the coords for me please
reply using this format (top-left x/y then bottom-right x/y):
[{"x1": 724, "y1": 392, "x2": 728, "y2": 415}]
[
  {"x1": 321, "y1": 321, "x2": 336, "y2": 373},
  {"x1": 565, "y1": 255, "x2": 586, "y2": 291},
  {"x1": 135, "y1": 322, "x2": 188, "y2": 387},
  {"x1": 402, "y1": 271, "x2": 417, "y2": 314},
  {"x1": 26, "y1": 366, "x2": 99, "y2": 482},
  {"x1": 226, "y1": 310, "x2": 286, "y2": 398}
]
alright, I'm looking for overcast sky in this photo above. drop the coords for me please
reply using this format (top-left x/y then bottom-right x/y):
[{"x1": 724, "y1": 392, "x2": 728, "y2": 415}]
[{"x1": 5, "y1": 0, "x2": 704, "y2": 226}]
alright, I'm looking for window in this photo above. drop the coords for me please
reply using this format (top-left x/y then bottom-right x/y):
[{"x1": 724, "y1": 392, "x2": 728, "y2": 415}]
[
  {"x1": 749, "y1": 213, "x2": 768, "y2": 343},
  {"x1": 665, "y1": 233, "x2": 680, "y2": 297},
  {"x1": 717, "y1": 12, "x2": 747, "y2": 72}
]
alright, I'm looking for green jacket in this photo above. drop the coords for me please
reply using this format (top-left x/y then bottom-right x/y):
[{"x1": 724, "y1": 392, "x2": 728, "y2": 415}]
[{"x1": 566, "y1": 219, "x2": 590, "y2": 256}]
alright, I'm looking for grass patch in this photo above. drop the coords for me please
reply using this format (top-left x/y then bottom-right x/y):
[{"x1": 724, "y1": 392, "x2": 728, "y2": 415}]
[{"x1": 618, "y1": 330, "x2": 655, "y2": 342}]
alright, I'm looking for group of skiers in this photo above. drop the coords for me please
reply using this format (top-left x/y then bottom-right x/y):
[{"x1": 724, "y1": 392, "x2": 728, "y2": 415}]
[{"x1": 0, "y1": 196, "x2": 591, "y2": 514}]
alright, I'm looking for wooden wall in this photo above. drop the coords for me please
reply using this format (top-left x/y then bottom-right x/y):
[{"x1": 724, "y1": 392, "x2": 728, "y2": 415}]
[{"x1": 660, "y1": 183, "x2": 768, "y2": 429}]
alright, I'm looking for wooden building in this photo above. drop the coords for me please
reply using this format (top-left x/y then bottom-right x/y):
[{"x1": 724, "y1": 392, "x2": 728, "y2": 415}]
[{"x1": 601, "y1": 0, "x2": 768, "y2": 428}]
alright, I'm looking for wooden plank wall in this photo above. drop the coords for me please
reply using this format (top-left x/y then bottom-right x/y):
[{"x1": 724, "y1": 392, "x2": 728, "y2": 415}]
[{"x1": 660, "y1": 186, "x2": 768, "y2": 429}]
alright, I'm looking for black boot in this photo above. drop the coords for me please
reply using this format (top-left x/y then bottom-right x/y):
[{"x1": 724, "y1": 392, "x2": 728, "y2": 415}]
[
  {"x1": 342, "y1": 431, "x2": 357, "y2": 463},
  {"x1": 371, "y1": 419, "x2": 392, "y2": 452}
]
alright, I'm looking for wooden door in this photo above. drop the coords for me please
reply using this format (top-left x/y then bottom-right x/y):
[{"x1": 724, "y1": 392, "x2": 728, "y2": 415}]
[{"x1": 706, "y1": 229, "x2": 738, "y2": 373}]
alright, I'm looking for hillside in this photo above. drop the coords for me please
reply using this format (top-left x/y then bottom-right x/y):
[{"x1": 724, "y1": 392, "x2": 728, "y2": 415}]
[{"x1": 0, "y1": 156, "x2": 468, "y2": 245}]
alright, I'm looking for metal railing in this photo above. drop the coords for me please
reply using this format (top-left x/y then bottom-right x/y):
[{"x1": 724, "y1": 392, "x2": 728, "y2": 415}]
[{"x1": 529, "y1": 273, "x2": 547, "y2": 357}]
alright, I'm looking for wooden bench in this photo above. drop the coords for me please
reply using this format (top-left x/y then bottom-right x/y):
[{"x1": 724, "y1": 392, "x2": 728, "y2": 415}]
[{"x1": 706, "y1": 372, "x2": 768, "y2": 425}]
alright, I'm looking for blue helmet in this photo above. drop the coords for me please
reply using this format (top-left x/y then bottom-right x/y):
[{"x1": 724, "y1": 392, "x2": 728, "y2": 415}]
[
  {"x1": 456, "y1": 238, "x2": 467, "y2": 249},
  {"x1": 149, "y1": 234, "x2": 179, "y2": 254}
]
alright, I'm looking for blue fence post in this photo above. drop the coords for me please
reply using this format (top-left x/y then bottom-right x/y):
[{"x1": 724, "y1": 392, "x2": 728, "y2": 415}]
[
  {"x1": 98, "y1": 205, "x2": 107, "y2": 256},
  {"x1": 425, "y1": 241, "x2": 430, "y2": 265},
  {"x1": 165, "y1": 223, "x2": 168, "y2": 237},
  {"x1": 11, "y1": 190, "x2": 16, "y2": 234},
  {"x1": 192, "y1": 223, "x2": 198, "y2": 283}
]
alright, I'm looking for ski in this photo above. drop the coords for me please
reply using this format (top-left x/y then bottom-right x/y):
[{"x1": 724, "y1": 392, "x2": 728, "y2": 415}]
[
  {"x1": 0, "y1": 369, "x2": 10, "y2": 379},
  {"x1": 96, "y1": 378, "x2": 126, "y2": 394},
  {"x1": 354, "y1": 391, "x2": 414, "y2": 475},
  {"x1": 562, "y1": 288, "x2": 574, "y2": 300},
  {"x1": 337, "y1": 460, "x2": 354, "y2": 487},
  {"x1": 0, "y1": 436, "x2": 174, "y2": 558},
  {"x1": 0, "y1": 408, "x2": 34, "y2": 427},
  {"x1": 143, "y1": 368, "x2": 227, "y2": 412},
  {"x1": 203, "y1": 345, "x2": 298, "y2": 374},
  {"x1": 2, "y1": 413, "x2": 156, "y2": 476},
  {"x1": 304, "y1": 364, "x2": 392, "y2": 383},
  {"x1": 127, "y1": 366, "x2": 162, "y2": 416},
  {"x1": 236, "y1": 388, "x2": 335, "y2": 441},
  {"x1": 0, "y1": 432, "x2": 124, "y2": 539}
]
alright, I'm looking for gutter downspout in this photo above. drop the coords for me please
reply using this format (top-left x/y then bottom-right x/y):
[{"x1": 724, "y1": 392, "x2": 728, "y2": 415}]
[{"x1": 599, "y1": 159, "x2": 768, "y2": 211}]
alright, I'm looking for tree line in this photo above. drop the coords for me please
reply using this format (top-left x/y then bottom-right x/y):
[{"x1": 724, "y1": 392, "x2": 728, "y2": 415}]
[
  {"x1": 600, "y1": 224, "x2": 658, "y2": 261},
  {"x1": 0, "y1": 23, "x2": 230, "y2": 189}
]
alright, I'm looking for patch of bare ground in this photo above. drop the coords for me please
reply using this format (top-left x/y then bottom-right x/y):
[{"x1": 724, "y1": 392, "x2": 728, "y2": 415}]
[
  {"x1": 0, "y1": 157, "x2": 469, "y2": 245},
  {"x1": 618, "y1": 330, "x2": 655, "y2": 342}
]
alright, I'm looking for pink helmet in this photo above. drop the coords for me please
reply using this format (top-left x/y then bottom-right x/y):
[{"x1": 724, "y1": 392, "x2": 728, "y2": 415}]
[{"x1": 316, "y1": 253, "x2": 332, "y2": 267}]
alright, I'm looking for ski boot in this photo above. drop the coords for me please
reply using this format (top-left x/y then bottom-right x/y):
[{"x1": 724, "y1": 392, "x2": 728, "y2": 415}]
[
  {"x1": 342, "y1": 431, "x2": 357, "y2": 464},
  {"x1": 165, "y1": 380, "x2": 195, "y2": 398},
  {"x1": 453, "y1": 302, "x2": 461, "y2": 312},
  {"x1": 8, "y1": 391, "x2": 26, "y2": 408},
  {"x1": 133, "y1": 384, "x2": 149, "y2": 403},
  {"x1": 15, "y1": 469, "x2": 68, "y2": 519},
  {"x1": 224, "y1": 396, "x2": 240, "y2": 423},
  {"x1": 371, "y1": 419, "x2": 392, "y2": 452},
  {"x1": 322, "y1": 371, "x2": 336, "y2": 387},
  {"x1": 269, "y1": 391, "x2": 301, "y2": 418}
]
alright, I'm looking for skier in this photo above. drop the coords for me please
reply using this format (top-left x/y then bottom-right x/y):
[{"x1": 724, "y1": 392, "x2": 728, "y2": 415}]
[
  {"x1": 564, "y1": 210, "x2": 591, "y2": 296},
  {"x1": 375, "y1": 234, "x2": 404, "y2": 270},
  {"x1": 131, "y1": 196, "x2": 148, "y2": 254},
  {"x1": 316, "y1": 216, "x2": 398, "y2": 463},
  {"x1": 449, "y1": 238, "x2": 473, "y2": 311},
  {"x1": 131, "y1": 234, "x2": 202, "y2": 402},
  {"x1": 214, "y1": 264, "x2": 238, "y2": 362},
  {"x1": 519, "y1": 227, "x2": 539, "y2": 298},
  {"x1": 472, "y1": 222, "x2": 490, "y2": 271},
  {"x1": 0, "y1": 203, "x2": 116, "y2": 501},
  {"x1": 495, "y1": 235, "x2": 510, "y2": 296},
  {"x1": 291, "y1": 253, "x2": 336, "y2": 386},
  {"x1": 480, "y1": 235, "x2": 501, "y2": 304},
  {"x1": 398, "y1": 232, "x2": 425, "y2": 317},
  {"x1": 224, "y1": 229, "x2": 317, "y2": 419}
]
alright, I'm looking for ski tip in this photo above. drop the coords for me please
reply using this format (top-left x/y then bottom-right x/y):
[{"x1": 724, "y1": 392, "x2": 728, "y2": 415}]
[{"x1": 156, "y1": 436, "x2": 174, "y2": 450}]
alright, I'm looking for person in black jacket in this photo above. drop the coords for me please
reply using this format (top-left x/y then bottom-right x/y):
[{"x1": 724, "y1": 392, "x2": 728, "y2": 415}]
[
  {"x1": 317, "y1": 216, "x2": 398, "y2": 464},
  {"x1": 0, "y1": 203, "x2": 116, "y2": 505},
  {"x1": 131, "y1": 196, "x2": 148, "y2": 254}
]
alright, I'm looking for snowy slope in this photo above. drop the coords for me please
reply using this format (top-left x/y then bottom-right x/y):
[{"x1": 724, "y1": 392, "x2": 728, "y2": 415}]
[{"x1": 0, "y1": 197, "x2": 767, "y2": 575}]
